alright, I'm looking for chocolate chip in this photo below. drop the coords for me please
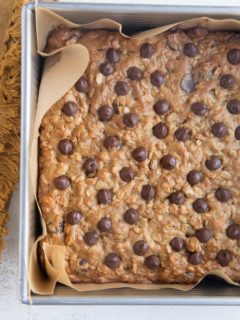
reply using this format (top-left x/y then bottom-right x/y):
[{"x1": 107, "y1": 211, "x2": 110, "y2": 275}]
[
  {"x1": 97, "y1": 189, "x2": 113, "y2": 205},
  {"x1": 144, "y1": 254, "x2": 160, "y2": 270},
  {"x1": 66, "y1": 211, "x2": 82, "y2": 225},
  {"x1": 133, "y1": 240, "x2": 149, "y2": 256},
  {"x1": 132, "y1": 147, "x2": 148, "y2": 162},
  {"x1": 140, "y1": 43, "x2": 155, "y2": 58},
  {"x1": 53, "y1": 175, "x2": 71, "y2": 190},
  {"x1": 79, "y1": 258, "x2": 88, "y2": 266},
  {"x1": 153, "y1": 123, "x2": 169, "y2": 139},
  {"x1": 175, "y1": 127, "x2": 191, "y2": 141},
  {"x1": 183, "y1": 43, "x2": 198, "y2": 57},
  {"x1": 188, "y1": 252, "x2": 203, "y2": 265},
  {"x1": 227, "y1": 99, "x2": 240, "y2": 114},
  {"x1": 220, "y1": 74, "x2": 235, "y2": 89},
  {"x1": 123, "y1": 112, "x2": 139, "y2": 128},
  {"x1": 235, "y1": 126, "x2": 240, "y2": 140},
  {"x1": 98, "y1": 105, "x2": 114, "y2": 121},
  {"x1": 169, "y1": 191, "x2": 186, "y2": 205},
  {"x1": 83, "y1": 231, "x2": 99, "y2": 246},
  {"x1": 141, "y1": 184, "x2": 156, "y2": 202},
  {"x1": 104, "y1": 253, "x2": 121, "y2": 269},
  {"x1": 97, "y1": 217, "x2": 112, "y2": 232},
  {"x1": 119, "y1": 167, "x2": 135, "y2": 182},
  {"x1": 100, "y1": 62, "x2": 114, "y2": 76},
  {"x1": 195, "y1": 228, "x2": 212, "y2": 243},
  {"x1": 124, "y1": 208, "x2": 139, "y2": 225},
  {"x1": 153, "y1": 100, "x2": 170, "y2": 115},
  {"x1": 192, "y1": 198, "x2": 209, "y2": 213},
  {"x1": 75, "y1": 76, "x2": 89, "y2": 93},
  {"x1": 151, "y1": 71, "x2": 164, "y2": 88},
  {"x1": 83, "y1": 157, "x2": 98, "y2": 173},
  {"x1": 217, "y1": 250, "x2": 232, "y2": 267},
  {"x1": 191, "y1": 102, "x2": 208, "y2": 116},
  {"x1": 160, "y1": 154, "x2": 177, "y2": 170},
  {"x1": 106, "y1": 48, "x2": 120, "y2": 63},
  {"x1": 127, "y1": 67, "x2": 143, "y2": 81},
  {"x1": 215, "y1": 187, "x2": 232, "y2": 203},
  {"x1": 103, "y1": 136, "x2": 121, "y2": 150},
  {"x1": 211, "y1": 122, "x2": 228, "y2": 138},
  {"x1": 114, "y1": 81, "x2": 130, "y2": 96},
  {"x1": 187, "y1": 170, "x2": 203, "y2": 185},
  {"x1": 62, "y1": 101, "x2": 78, "y2": 116},
  {"x1": 226, "y1": 223, "x2": 240, "y2": 239},
  {"x1": 170, "y1": 237, "x2": 185, "y2": 252},
  {"x1": 227, "y1": 48, "x2": 240, "y2": 65},
  {"x1": 58, "y1": 139, "x2": 74, "y2": 155},
  {"x1": 205, "y1": 156, "x2": 222, "y2": 171},
  {"x1": 181, "y1": 74, "x2": 195, "y2": 93}
]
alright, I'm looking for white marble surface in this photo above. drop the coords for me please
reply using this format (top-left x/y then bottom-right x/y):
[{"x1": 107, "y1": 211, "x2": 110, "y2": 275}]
[{"x1": 1, "y1": 0, "x2": 240, "y2": 318}]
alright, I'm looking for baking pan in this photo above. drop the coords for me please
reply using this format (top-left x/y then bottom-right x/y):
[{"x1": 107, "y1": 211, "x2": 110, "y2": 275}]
[{"x1": 19, "y1": 1, "x2": 240, "y2": 305}]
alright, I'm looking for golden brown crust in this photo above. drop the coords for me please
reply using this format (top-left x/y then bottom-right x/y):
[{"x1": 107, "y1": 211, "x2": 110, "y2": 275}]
[{"x1": 39, "y1": 28, "x2": 240, "y2": 284}]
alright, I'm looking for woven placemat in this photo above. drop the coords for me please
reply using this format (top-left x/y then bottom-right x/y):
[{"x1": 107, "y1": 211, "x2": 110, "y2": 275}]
[{"x1": 0, "y1": 0, "x2": 27, "y2": 251}]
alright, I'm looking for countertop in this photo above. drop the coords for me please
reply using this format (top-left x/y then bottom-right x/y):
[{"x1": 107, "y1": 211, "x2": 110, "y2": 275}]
[{"x1": 1, "y1": 0, "x2": 240, "y2": 318}]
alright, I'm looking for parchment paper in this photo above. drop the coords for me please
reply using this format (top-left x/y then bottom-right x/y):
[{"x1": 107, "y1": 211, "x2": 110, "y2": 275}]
[{"x1": 29, "y1": 6, "x2": 240, "y2": 295}]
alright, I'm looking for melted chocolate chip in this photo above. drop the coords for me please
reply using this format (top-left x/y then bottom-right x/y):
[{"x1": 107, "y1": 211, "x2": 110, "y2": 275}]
[
  {"x1": 183, "y1": 43, "x2": 198, "y2": 57},
  {"x1": 211, "y1": 122, "x2": 228, "y2": 138},
  {"x1": 140, "y1": 43, "x2": 155, "y2": 58},
  {"x1": 144, "y1": 254, "x2": 160, "y2": 270},
  {"x1": 153, "y1": 123, "x2": 169, "y2": 139},
  {"x1": 188, "y1": 252, "x2": 203, "y2": 265},
  {"x1": 104, "y1": 253, "x2": 121, "y2": 269},
  {"x1": 195, "y1": 228, "x2": 212, "y2": 243},
  {"x1": 141, "y1": 184, "x2": 156, "y2": 202},
  {"x1": 119, "y1": 167, "x2": 135, "y2": 182},
  {"x1": 153, "y1": 100, "x2": 170, "y2": 115},
  {"x1": 226, "y1": 223, "x2": 240, "y2": 240},
  {"x1": 192, "y1": 198, "x2": 209, "y2": 213},
  {"x1": 227, "y1": 48, "x2": 240, "y2": 65},
  {"x1": 114, "y1": 81, "x2": 130, "y2": 96},
  {"x1": 227, "y1": 99, "x2": 240, "y2": 114},
  {"x1": 220, "y1": 74, "x2": 235, "y2": 89},
  {"x1": 175, "y1": 127, "x2": 191, "y2": 141},
  {"x1": 205, "y1": 156, "x2": 222, "y2": 171},
  {"x1": 62, "y1": 101, "x2": 78, "y2": 116},
  {"x1": 83, "y1": 157, "x2": 98, "y2": 173},
  {"x1": 66, "y1": 211, "x2": 82, "y2": 225},
  {"x1": 103, "y1": 136, "x2": 121, "y2": 150},
  {"x1": 100, "y1": 62, "x2": 114, "y2": 76},
  {"x1": 124, "y1": 208, "x2": 139, "y2": 225},
  {"x1": 133, "y1": 240, "x2": 149, "y2": 256},
  {"x1": 151, "y1": 71, "x2": 164, "y2": 88},
  {"x1": 169, "y1": 191, "x2": 186, "y2": 205},
  {"x1": 79, "y1": 258, "x2": 88, "y2": 266},
  {"x1": 235, "y1": 126, "x2": 240, "y2": 140},
  {"x1": 106, "y1": 48, "x2": 120, "y2": 63},
  {"x1": 132, "y1": 147, "x2": 148, "y2": 162},
  {"x1": 58, "y1": 139, "x2": 74, "y2": 155},
  {"x1": 127, "y1": 67, "x2": 143, "y2": 81},
  {"x1": 215, "y1": 187, "x2": 232, "y2": 203},
  {"x1": 191, "y1": 102, "x2": 208, "y2": 116},
  {"x1": 123, "y1": 112, "x2": 139, "y2": 128},
  {"x1": 217, "y1": 250, "x2": 232, "y2": 267},
  {"x1": 160, "y1": 154, "x2": 177, "y2": 170},
  {"x1": 181, "y1": 74, "x2": 195, "y2": 93},
  {"x1": 53, "y1": 175, "x2": 71, "y2": 190},
  {"x1": 97, "y1": 217, "x2": 112, "y2": 232},
  {"x1": 75, "y1": 76, "x2": 89, "y2": 93},
  {"x1": 170, "y1": 237, "x2": 185, "y2": 252},
  {"x1": 97, "y1": 189, "x2": 113, "y2": 205},
  {"x1": 187, "y1": 170, "x2": 203, "y2": 185},
  {"x1": 83, "y1": 231, "x2": 99, "y2": 246},
  {"x1": 98, "y1": 105, "x2": 114, "y2": 121}
]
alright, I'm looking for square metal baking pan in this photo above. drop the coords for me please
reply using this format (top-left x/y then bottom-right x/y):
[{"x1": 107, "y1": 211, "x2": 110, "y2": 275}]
[{"x1": 20, "y1": 1, "x2": 240, "y2": 305}]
